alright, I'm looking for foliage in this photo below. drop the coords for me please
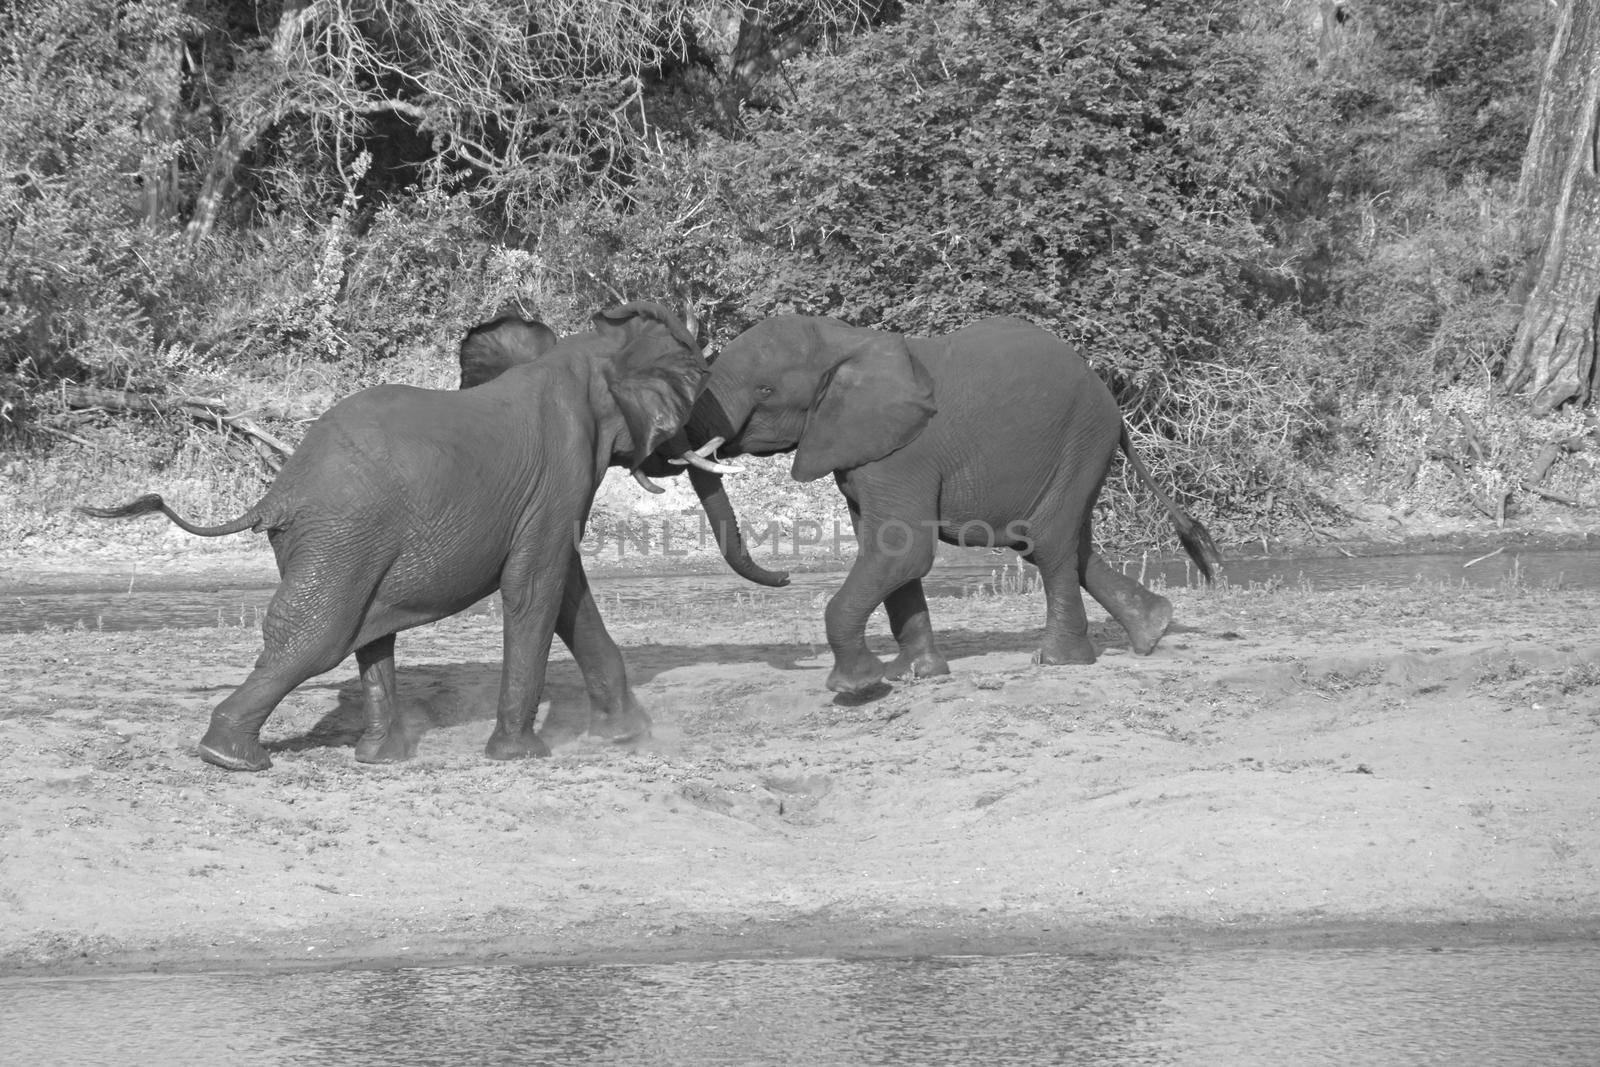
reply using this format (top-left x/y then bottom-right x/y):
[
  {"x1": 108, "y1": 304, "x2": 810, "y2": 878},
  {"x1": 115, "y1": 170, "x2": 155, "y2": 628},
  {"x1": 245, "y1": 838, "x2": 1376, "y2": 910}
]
[
  {"x1": 1358, "y1": 0, "x2": 1547, "y2": 184},
  {"x1": 643, "y1": 0, "x2": 1338, "y2": 538},
  {"x1": 0, "y1": 0, "x2": 197, "y2": 432},
  {"x1": 1338, "y1": 374, "x2": 1595, "y2": 524},
  {"x1": 1, "y1": 1, "x2": 879, "y2": 402},
  {"x1": 687, "y1": 0, "x2": 1291, "y2": 393},
  {"x1": 163, "y1": 0, "x2": 882, "y2": 237},
  {"x1": 1254, "y1": 0, "x2": 1547, "y2": 391},
  {"x1": 1, "y1": 0, "x2": 1591, "y2": 551}
]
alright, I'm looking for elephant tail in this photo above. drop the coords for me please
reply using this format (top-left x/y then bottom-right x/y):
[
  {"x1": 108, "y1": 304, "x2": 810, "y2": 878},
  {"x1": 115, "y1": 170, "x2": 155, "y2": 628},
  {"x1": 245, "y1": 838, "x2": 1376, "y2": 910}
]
[
  {"x1": 1118, "y1": 424, "x2": 1223, "y2": 584},
  {"x1": 76, "y1": 493, "x2": 261, "y2": 538}
]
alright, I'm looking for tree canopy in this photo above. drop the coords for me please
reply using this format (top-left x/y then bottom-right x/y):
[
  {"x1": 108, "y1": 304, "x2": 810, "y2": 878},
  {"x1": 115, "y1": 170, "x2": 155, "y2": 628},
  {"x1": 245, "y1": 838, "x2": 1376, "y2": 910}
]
[{"x1": 3, "y1": 0, "x2": 1592, "y2": 540}]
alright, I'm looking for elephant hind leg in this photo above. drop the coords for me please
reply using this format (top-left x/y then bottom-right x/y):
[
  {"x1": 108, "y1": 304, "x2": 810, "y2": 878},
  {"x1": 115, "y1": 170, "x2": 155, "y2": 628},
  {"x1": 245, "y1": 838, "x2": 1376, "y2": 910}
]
[
  {"x1": 882, "y1": 580, "x2": 950, "y2": 682},
  {"x1": 1082, "y1": 554, "x2": 1173, "y2": 655},
  {"x1": 1023, "y1": 508, "x2": 1099, "y2": 666},
  {"x1": 201, "y1": 569, "x2": 383, "y2": 771},
  {"x1": 1026, "y1": 549, "x2": 1096, "y2": 665},
  {"x1": 353, "y1": 633, "x2": 413, "y2": 763},
  {"x1": 199, "y1": 646, "x2": 350, "y2": 771}
]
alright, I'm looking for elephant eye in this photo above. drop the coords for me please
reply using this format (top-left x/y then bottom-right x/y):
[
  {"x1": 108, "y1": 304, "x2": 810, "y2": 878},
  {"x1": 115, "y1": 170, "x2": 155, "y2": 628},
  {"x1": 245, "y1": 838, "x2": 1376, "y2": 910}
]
[{"x1": 756, "y1": 385, "x2": 774, "y2": 399}]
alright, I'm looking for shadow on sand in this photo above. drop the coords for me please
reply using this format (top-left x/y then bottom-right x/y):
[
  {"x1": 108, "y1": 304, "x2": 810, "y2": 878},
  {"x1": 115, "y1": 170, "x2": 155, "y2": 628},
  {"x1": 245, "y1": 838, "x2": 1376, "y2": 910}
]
[{"x1": 263, "y1": 617, "x2": 1185, "y2": 761}]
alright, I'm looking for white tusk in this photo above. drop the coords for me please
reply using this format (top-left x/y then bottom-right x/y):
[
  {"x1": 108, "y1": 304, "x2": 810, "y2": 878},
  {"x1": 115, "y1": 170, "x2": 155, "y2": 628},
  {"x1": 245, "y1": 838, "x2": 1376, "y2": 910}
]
[
  {"x1": 679, "y1": 450, "x2": 742, "y2": 474},
  {"x1": 631, "y1": 469, "x2": 666, "y2": 494},
  {"x1": 669, "y1": 436, "x2": 730, "y2": 466}
]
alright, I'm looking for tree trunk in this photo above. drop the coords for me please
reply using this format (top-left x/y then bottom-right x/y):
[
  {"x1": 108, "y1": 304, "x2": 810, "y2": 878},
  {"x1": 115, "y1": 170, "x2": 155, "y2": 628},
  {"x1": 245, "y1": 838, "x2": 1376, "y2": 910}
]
[
  {"x1": 1503, "y1": 0, "x2": 1600, "y2": 413},
  {"x1": 140, "y1": 38, "x2": 183, "y2": 226},
  {"x1": 183, "y1": 3, "x2": 317, "y2": 246},
  {"x1": 61, "y1": 385, "x2": 293, "y2": 470},
  {"x1": 1313, "y1": 0, "x2": 1355, "y2": 74}
]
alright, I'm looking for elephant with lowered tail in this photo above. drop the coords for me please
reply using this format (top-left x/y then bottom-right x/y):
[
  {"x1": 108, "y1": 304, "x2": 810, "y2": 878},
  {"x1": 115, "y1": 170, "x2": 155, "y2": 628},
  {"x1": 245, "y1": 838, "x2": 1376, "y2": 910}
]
[{"x1": 79, "y1": 301, "x2": 743, "y2": 772}]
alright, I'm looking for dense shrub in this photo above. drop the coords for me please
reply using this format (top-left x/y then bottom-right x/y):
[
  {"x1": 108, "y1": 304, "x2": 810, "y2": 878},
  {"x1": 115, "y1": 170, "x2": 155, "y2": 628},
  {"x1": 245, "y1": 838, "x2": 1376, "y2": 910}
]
[
  {"x1": 623, "y1": 0, "x2": 1325, "y2": 537},
  {"x1": 0, "y1": 0, "x2": 1584, "y2": 549},
  {"x1": 1360, "y1": 0, "x2": 1547, "y2": 184},
  {"x1": 0, "y1": 0, "x2": 196, "y2": 423},
  {"x1": 685, "y1": 0, "x2": 1292, "y2": 392}
]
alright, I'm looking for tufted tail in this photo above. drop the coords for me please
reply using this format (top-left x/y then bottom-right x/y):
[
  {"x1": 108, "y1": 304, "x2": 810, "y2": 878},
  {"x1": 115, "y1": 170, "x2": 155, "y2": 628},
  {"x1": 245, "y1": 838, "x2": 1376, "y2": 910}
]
[
  {"x1": 76, "y1": 493, "x2": 260, "y2": 538},
  {"x1": 1117, "y1": 425, "x2": 1223, "y2": 583}
]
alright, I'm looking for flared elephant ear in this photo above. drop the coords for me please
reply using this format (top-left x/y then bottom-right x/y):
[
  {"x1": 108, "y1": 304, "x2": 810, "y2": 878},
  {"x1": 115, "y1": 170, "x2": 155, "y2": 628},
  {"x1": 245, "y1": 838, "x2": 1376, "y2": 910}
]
[
  {"x1": 591, "y1": 301, "x2": 709, "y2": 469},
  {"x1": 458, "y1": 310, "x2": 560, "y2": 389},
  {"x1": 792, "y1": 326, "x2": 937, "y2": 482}
]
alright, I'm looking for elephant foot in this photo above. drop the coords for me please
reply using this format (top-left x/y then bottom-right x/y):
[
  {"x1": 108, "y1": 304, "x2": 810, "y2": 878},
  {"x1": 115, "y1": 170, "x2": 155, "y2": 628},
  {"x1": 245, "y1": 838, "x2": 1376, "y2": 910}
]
[
  {"x1": 354, "y1": 726, "x2": 412, "y2": 765},
  {"x1": 484, "y1": 726, "x2": 551, "y2": 761},
  {"x1": 827, "y1": 655, "x2": 887, "y2": 695},
  {"x1": 1035, "y1": 634, "x2": 1097, "y2": 666},
  {"x1": 197, "y1": 732, "x2": 272, "y2": 773},
  {"x1": 884, "y1": 650, "x2": 950, "y2": 682},
  {"x1": 589, "y1": 703, "x2": 652, "y2": 744},
  {"x1": 1125, "y1": 596, "x2": 1174, "y2": 656}
]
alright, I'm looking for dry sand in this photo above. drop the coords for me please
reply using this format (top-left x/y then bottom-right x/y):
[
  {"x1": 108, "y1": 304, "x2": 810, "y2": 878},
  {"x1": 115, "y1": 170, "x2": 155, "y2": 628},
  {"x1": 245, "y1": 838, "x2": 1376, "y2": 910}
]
[{"x1": 2, "y1": 540, "x2": 1598, "y2": 975}]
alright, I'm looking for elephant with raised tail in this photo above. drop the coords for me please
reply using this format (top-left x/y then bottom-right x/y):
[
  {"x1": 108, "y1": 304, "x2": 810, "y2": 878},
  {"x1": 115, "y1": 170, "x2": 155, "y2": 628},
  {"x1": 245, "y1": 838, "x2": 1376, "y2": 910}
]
[
  {"x1": 677, "y1": 315, "x2": 1224, "y2": 695},
  {"x1": 79, "y1": 301, "x2": 721, "y2": 772}
]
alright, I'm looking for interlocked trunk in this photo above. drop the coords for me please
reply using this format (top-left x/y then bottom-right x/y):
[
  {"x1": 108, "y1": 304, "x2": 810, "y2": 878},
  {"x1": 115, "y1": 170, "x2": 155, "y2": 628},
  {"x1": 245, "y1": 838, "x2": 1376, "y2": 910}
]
[
  {"x1": 686, "y1": 467, "x2": 790, "y2": 588},
  {"x1": 681, "y1": 388, "x2": 792, "y2": 588}
]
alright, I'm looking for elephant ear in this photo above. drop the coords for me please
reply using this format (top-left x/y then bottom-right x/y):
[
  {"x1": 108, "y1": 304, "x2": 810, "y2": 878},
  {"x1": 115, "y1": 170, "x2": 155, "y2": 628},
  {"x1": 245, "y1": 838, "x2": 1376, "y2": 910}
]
[
  {"x1": 592, "y1": 301, "x2": 709, "y2": 469},
  {"x1": 792, "y1": 327, "x2": 937, "y2": 482},
  {"x1": 458, "y1": 310, "x2": 560, "y2": 389}
]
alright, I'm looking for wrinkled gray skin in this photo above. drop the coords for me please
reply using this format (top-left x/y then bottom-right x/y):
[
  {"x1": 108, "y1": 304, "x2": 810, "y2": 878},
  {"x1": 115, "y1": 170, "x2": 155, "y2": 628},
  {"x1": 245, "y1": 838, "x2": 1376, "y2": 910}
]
[
  {"x1": 682, "y1": 315, "x2": 1224, "y2": 695},
  {"x1": 79, "y1": 302, "x2": 707, "y2": 772}
]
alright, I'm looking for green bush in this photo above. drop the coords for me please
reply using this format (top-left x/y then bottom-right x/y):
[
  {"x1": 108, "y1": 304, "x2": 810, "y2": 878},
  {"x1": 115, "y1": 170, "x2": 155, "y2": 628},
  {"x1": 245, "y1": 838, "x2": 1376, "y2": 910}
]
[
  {"x1": 0, "y1": 0, "x2": 196, "y2": 421},
  {"x1": 1, "y1": 0, "x2": 1583, "y2": 553},
  {"x1": 685, "y1": 0, "x2": 1289, "y2": 385}
]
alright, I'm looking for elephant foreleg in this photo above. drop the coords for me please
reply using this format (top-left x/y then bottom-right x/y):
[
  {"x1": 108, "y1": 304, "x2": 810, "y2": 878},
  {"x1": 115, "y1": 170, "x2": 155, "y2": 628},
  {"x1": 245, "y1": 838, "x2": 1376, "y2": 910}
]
[
  {"x1": 556, "y1": 556, "x2": 650, "y2": 742},
  {"x1": 353, "y1": 633, "x2": 411, "y2": 763},
  {"x1": 483, "y1": 546, "x2": 565, "y2": 761},
  {"x1": 825, "y1": 514, "x2": 937, "y2": 694}
]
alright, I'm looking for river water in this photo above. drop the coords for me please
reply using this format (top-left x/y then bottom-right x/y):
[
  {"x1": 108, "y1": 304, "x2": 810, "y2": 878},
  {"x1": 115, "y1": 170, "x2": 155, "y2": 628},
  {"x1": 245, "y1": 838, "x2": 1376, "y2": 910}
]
[
  {"x1": 4, "y1": 941, "x2": 1598, "y2": 1064},
  {"x1": 5, "y1": 546, "x2": 1599, "y2": 634}
]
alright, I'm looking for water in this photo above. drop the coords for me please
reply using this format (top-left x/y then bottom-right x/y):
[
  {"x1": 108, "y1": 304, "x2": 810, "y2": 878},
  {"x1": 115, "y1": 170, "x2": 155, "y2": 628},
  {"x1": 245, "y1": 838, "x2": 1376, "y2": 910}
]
[
  {"x1": 4, "y1": 942, "x2": 1597, "y2": 1065},
  {"x1": 4, "y1": 547, "x2": 1598, "y2": 634}
]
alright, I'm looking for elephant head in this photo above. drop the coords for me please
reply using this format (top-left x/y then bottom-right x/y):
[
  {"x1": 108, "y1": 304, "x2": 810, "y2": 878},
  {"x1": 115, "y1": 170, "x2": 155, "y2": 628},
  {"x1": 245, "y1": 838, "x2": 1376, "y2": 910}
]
[
  {"x1": 459, "y1": 302, "x2": 790, "y2": 586},
  {"x1": 680, "y1": 316, "x2": 937, "y2": 582},
  {"x1": 459, "y1": 301, "x2": 717, "y2": 483}
]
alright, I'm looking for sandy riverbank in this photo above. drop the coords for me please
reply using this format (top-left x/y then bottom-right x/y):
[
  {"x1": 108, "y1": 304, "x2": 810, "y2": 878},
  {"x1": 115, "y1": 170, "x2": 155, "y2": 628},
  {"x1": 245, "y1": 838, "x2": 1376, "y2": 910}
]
[{"x1": 3, "y1": 531, "x2": 1599, "y2": 976}]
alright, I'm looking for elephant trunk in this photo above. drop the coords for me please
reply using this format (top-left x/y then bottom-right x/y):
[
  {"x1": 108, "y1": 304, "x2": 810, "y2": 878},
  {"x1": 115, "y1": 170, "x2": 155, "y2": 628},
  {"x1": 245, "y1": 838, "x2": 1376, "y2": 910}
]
[
  {"x1": 687, "y1": 467, "x2": 790, "y2": 587},
  {"x1": 683, "y1": 384, "x2": 752, "y2": 457}
]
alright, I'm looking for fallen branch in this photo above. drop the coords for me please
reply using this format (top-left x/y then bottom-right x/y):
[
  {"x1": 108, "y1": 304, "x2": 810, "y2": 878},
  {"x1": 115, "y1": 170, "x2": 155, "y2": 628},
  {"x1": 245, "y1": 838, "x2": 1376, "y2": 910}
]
[
  {"x1": 1454, "y1": 409, "x2": 1489, "y2": 463},
  {"x1": 1426, "y1": 447, "x2": 1502, "y2": 520},
  {"x1": 1525, "y1": 484, "x2": 1582, "y2": 505},
  {"x1": 1522, "y1": 423, "x2": 1595, "y2": 507},
  {"x1": 59, "y1": 384, "x2": 295, "y2": 472},
  {"x1": 37, "y1": 423, "x2": 95, "y2": 448}
]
